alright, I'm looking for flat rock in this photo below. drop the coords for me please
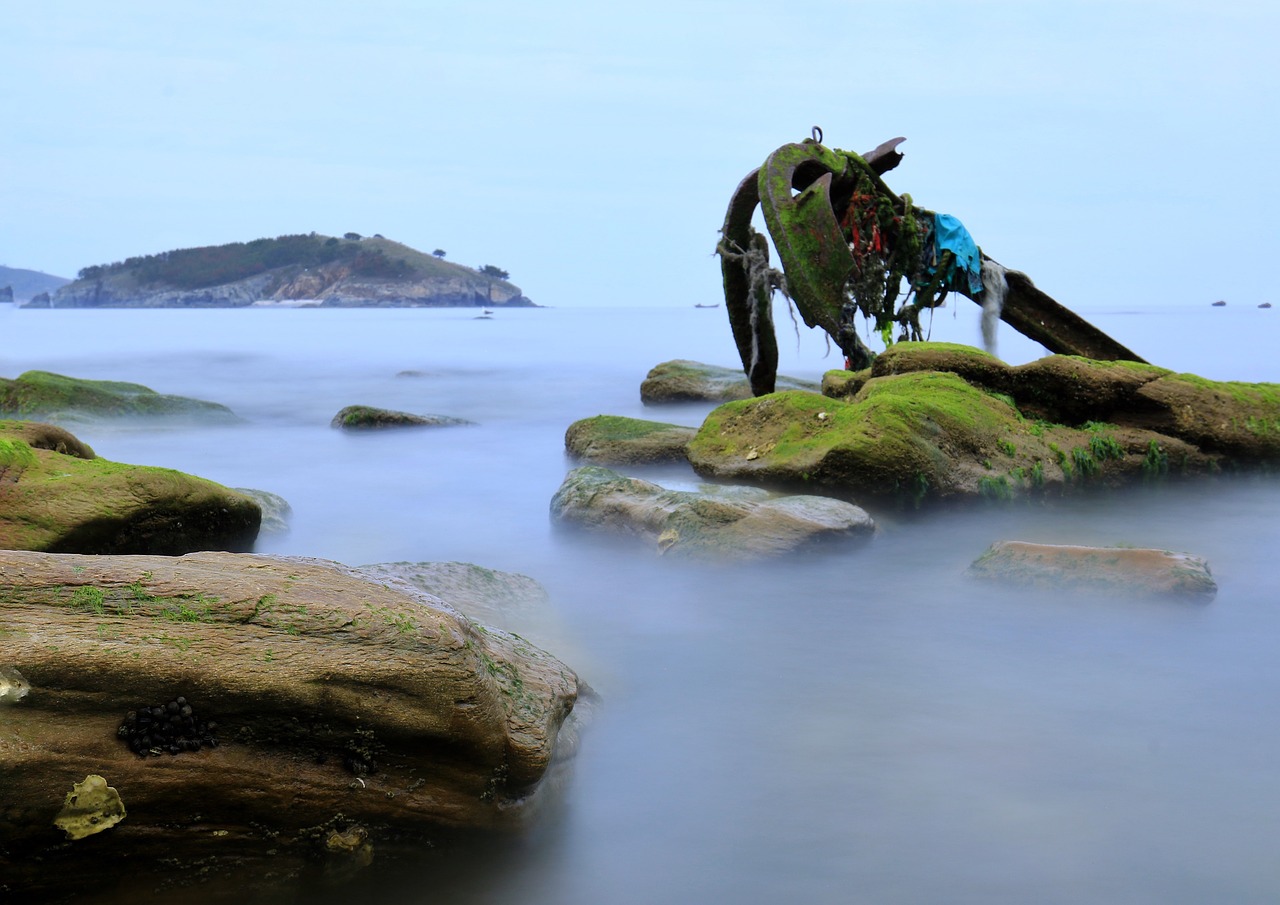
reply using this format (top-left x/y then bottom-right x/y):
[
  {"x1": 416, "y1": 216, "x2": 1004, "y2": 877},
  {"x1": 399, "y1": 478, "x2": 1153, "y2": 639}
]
[
  {"x1": 564, "y1": 415, "x2": 695, "y2": 465},
  {"x1": 550, "y1": 465, "x2": 874, "y2": 559},
  {"x1": 965, "y1": 540, "x2": 1217, "y2": 599},
  {"x1": 331, "y1": 404, "x2": 474, "y2": 429},
  {"x1": 1, "y1": 419, "x2": 260, "y2": 554},
  {"x1": 640, "y1": 359, "x2": 818, "y2": 404},
  {"x1": 0, "y1": 550, "x2": 581, "y2": 898},
  {"x1": 0, "y1": 370, "x2": 239, "y2": 424}
]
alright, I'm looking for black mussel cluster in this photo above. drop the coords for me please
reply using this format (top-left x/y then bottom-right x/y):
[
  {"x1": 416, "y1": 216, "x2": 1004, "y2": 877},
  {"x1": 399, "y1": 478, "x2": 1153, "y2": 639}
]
[{"x1": 117, "y1": 695, "x2": 220, "y2": 757}]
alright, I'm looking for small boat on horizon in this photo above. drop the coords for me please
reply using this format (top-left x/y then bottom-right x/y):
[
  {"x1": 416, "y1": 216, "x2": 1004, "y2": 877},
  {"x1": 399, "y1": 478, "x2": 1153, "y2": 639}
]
[{"x1": 694, "y1": 303, "x2": 720, "y2": 309}]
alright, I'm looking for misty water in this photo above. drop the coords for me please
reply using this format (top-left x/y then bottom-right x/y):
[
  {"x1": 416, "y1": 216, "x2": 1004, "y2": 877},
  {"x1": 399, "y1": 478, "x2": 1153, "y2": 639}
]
[{"x1": 4, "y1": 301, "x2": 1280, "y2": 903}]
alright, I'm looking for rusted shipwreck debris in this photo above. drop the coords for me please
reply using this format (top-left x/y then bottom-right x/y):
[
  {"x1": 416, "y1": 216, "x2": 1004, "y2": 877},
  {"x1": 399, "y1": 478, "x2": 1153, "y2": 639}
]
[{"x1": 716, "y1": 130, "x2": 1144, "y2": 395}]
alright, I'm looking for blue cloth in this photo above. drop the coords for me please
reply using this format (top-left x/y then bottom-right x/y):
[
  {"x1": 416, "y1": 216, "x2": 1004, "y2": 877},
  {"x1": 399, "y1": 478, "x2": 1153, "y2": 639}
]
[{"x1": 929, "y1": 213, "x2": 984, "y2": 296}]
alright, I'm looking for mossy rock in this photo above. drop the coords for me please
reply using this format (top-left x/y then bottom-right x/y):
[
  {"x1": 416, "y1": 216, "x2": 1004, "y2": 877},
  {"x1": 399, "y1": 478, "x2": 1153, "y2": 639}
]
[
  {"x1": 640, "y1": 359, "x2": 818, "y2": 404},
  {"x1": 0, "y1": 370, "x2": 239, "y2": 424},
  {"x1": 0, "y1": 420, "x2": 260, "y2": 553},
  {"x1": 688, "y1": 378, "x2": 1221, "y2": 504},
  {"x1": 564, "y1": 415, "x2": 695, "y2": 465},
  {"x1": 331, "y1": 405, "x2": 474, "y2": 429}
]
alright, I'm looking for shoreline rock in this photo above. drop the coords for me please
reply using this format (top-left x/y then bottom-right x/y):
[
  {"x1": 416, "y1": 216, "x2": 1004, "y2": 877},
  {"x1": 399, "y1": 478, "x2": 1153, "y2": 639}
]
[
  {"x1": 550, "y1": 465, "x2": 875, "y2": 559},
  {"x1": 0, "y1": 550, "x2": 582, "y2": 898},
  {"x1": 688, "y1": 343, "x2": 1278, "y2": 504},
  {"x1": 1, "y1": 419, "x2": 260, "y2": 554}
]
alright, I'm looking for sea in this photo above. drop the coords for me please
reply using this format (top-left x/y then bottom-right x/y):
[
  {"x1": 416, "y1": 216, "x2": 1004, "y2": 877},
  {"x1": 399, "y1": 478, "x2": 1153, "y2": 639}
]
[{"x1": 2, "y1": 299, "x2": 1279, "y2": 904}]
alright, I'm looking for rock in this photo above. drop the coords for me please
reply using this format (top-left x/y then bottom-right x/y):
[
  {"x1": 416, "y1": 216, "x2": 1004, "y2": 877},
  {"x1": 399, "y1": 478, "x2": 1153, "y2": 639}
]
[
  {"x1": 687, "y1": 342, "x2": 1280, "y2": 503},
  {"x1": 1260, "y1": 302, "x2": 1273, "y2": 309},
  {"x1": 23, "y1": 291, "x2": 51, "y2": 308},
  {"x1": 233, "y1": 487, "x2": 292, "y2": 534},
  {"x1": 564, "y1": 415, "x2": 696, "y2": 465},
  {"x1": 1212, "y1": 300, "x2": 1227, "y2": 306},
  {"x1": 0, "y1": 419, "x2": 260, "y2": 553},
  {"x1": 53, "y1": 775, "x2": 127, "y2": 840},
  {"x1": 549, "y1": 465, "x2": 875, "y2": 559},
  {"x1": 358, "y1": 561, "x2": 552, "y2": 639},
  {"x1": 640, "y1": 359, "x2": 818, "y2": 404},
  {"x1": 965, "y1": 541, "x2": 1217, "y2": 599},
  {"x1": 0, "y1": 370, "x2": 239, "y2": 424},
  {"x1": 0, "y1": 285, "x2": 12, "y2": 304},
  {"x1": 0, "y1": 550, "x2": 581, "y2": 898},
  {"x1": 331, "y1": 404, "x2": 474, "y2": 429},
  {"x1": 0, "y1": 665, "x2": 30, "y2": 703}
]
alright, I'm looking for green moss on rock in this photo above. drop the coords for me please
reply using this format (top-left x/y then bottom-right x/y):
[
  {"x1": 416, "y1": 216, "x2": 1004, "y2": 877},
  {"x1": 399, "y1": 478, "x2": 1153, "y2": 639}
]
[
  {"x1": 0, "y1": 371, "x2": 239, "y2": 423},
  {"x1": 0, "y1": 421, "x2": 260, "y2": 553}
]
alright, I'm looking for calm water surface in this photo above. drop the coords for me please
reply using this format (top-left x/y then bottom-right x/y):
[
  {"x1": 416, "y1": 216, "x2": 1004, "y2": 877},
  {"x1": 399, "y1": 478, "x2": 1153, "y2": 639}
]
[{"x1": 2, "y1": 302, "x2": 1279, "y2": 903}]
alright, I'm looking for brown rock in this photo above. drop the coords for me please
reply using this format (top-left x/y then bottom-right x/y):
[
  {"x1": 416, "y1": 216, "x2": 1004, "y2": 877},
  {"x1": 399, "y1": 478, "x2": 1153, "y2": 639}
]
[
  {"x1": 0, "y1": 550, "x2": 581, "y2": 898},
  {"x1": 965, "y1": 541, "x2": 1217, "y2": 599}
]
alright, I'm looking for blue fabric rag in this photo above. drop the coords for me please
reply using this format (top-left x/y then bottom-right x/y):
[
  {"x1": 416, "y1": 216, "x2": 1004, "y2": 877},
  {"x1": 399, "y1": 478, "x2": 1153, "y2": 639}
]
[{"x1": 930, "y1": 213, "x2": 984, "y2": 296}]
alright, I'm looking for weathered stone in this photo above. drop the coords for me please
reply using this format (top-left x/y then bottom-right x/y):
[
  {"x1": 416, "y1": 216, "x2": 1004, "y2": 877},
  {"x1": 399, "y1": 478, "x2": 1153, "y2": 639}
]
[
  {"x1": 550, "y1": 466, "x2": 874, "y2": 559},
  {"x1": 0, "y1": 370, "x2": 239, "y2": 424},
  {"x1": 965, "y1": 541, "x2": 1217, "y2": 599},
  {"x1": 0, "y1": 420, "x2": 261, "y2": 553},
  {"x1": 564, "y1": 415, "x2": 695, "y2": 465},
  {"x1": 0, "y1": 550, "x2": 581, "y2": 898},
  {"x1": 640, "y1": 359, "x2": 818, "y2": 404},
  {"x1": 331, "y1": 405, "x2": 474, "y2": 429},
  {"x1": 687, "y1": 343, "x2": 1273, "y2": 503}
]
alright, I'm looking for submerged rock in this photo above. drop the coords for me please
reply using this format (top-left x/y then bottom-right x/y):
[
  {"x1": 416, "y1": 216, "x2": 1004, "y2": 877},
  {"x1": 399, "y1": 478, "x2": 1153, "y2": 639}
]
[
  {"x1": 564, "y1": 415, "x2": 696, "y2": 465},
  {"x1": 0, "y1": 370, "x2": 239, "y2": 424},
  {"x1": 0, "y1": 419, "x2": 260, "y2": 553},
  {"x1": 0, "y1": 550, "x2": 581, "y2": 898},
  {"x1": 688, "y1": 342, "x2": 1280, "y2": 503},
  {"x1": 640, "y1": 359, "x2": 818, "y2": 404},
  {"x1": 331, "y1": 404, "x2": 474, "y2": 429},
  {"x1": 965, "y1": 541, "x2": 1217, "y2": 600},
  {"x1": 550, "y1": 465, "x2": 874, "y2": 559},
  {"x1": 234, "y1": 486, "x2": 293, "y2": 534}
]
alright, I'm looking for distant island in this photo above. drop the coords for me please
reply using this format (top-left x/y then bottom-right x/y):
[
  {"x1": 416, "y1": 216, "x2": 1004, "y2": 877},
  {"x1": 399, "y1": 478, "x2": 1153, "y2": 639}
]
[
  {"x1": 26, "y1": 234, "x2": 535, "y2": 309},
  {"x1": 0, "y1": 265, "x2": 71, "y2": 303}
]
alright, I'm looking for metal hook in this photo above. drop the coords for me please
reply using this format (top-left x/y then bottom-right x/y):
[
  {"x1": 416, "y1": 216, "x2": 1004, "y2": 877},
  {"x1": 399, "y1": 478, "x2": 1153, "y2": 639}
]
[{"x1": 811, "y1": 126, "x2": 823, "y2": 144}]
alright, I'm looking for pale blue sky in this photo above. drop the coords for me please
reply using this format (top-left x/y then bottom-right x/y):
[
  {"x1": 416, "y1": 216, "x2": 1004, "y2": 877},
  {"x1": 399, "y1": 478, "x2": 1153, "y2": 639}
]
[{"x1": 5, "y1": 1, "x2": 1277, "y2": 308}]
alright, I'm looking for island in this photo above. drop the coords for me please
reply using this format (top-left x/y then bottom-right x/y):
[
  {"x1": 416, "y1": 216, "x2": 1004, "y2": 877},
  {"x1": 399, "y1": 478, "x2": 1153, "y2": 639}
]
[{"x1": 29, "y1": 234, "x2": 535, "y2": 308}]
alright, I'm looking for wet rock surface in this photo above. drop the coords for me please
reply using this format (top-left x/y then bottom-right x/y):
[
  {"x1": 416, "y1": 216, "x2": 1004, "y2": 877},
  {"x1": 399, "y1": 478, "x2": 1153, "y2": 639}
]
[
  {"x1": 965, "y1": 541, "x2": 1218, "y2": 600},
  {"x1": 550, "y1": 465, "x2": 875, "y2": 559},
  {"x1": 640, "y1": 359, "x2": 818, "y2": 404},
  {"x1": 0, "y1": 550, "x2": 581, "y2": 899}
]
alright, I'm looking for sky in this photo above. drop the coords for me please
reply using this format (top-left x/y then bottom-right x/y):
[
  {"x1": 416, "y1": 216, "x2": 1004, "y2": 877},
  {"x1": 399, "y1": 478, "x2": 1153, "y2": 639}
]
[{"x1": 5, "y1": 1, "x2": 1278, "y2": 309}]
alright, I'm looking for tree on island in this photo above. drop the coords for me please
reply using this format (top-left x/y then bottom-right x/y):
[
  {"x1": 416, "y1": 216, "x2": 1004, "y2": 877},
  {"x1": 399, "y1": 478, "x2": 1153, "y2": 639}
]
[
  {"x1": 344, "y1": 232, "x2": 363, "y2": 241},
  {"x1": 478, "y1": 264, "x2": 509, "y2": 280},
  {"x1": 432, "y1": 249, "x2": 446, "y2": 258}
]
